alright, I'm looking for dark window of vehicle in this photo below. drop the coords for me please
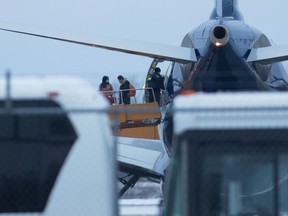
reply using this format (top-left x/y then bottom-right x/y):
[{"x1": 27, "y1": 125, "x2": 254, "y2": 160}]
[
  {"x1": 200, "y1": 152, "x2": 275, "y2": 216},
  {"x1": 0, "y1": 100, "x2": 77, "y2": 213},
  {"x1": 174, "y1": 129, "x2": 288, "y2": 216}
]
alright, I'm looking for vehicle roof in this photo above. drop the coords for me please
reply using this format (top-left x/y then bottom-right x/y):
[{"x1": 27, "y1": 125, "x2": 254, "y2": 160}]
[
  {"x1": 0, "y1": 75, "x2": 108, "y2": 109},
  {"x1": 174, "y1": 91, "x2": 288, "y2": 109},
  {"x1": 173, "y1": 92, "x2": 288, "y2": 133}
]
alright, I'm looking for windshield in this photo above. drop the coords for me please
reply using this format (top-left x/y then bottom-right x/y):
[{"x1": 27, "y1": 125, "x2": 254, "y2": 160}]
[
  {"x1": 167, "y1": 129, "x2": 288, "y2": 216},
  {"x1": 199, "y1": 152, "x2": 288, "y2": 216}
]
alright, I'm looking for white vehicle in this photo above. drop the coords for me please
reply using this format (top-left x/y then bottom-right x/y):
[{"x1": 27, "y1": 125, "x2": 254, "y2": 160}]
[
  {"x1": 164, "y1": 92, "x2": 288, "y2": 216},
  {"x1": 0, "y1": 75, "x2": 118, "y2": 216}
]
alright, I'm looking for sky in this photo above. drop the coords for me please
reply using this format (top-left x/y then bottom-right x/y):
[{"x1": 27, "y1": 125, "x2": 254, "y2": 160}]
[{"x1": 0, "y1": 0, "x2": 288, "y2": 89}]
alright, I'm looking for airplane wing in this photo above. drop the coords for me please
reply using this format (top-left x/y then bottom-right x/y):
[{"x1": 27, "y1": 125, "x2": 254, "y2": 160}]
[
  {"x1": 247, "y1": 45, "x2": 288, "y2": 64},
  {"x1": 116, "y1": 136, "x2": 169, "y2": 197},
  {"x1": 0, "y1": 23, "x2": 197, "y2": 64}
]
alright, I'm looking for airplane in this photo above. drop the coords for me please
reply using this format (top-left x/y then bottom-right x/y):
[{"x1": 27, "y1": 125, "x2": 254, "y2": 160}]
[{"x1": 1, "y1": 0, "x2": 288, "y2": 197}]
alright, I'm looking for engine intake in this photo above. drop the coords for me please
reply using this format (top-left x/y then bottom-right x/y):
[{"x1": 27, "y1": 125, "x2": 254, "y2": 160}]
[{"x1": 210, "y1": 25, "x2": 229, "y2": 47}]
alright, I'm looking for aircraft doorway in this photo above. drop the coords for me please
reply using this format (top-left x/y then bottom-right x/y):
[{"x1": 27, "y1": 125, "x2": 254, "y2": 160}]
[{"x1": 145, "y1": 59, "x2": 183, "y2": 106}]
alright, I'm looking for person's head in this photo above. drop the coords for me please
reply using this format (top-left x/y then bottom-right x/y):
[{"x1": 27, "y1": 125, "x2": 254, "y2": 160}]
[
  {"x1": 154, "y1": 67, "x2": 161, "y2": 74},
  {"x1": 117, "y1": 75, "x2": 124, "y2": 84},
  {"x1": 102, "y1": 76, "x2": 109, "y2": 83}
]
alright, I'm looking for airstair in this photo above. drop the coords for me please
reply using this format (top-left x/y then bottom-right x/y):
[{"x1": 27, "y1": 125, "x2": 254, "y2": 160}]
[{"x1": 106, "y1": 88, "x2": 161, "y2": 140}]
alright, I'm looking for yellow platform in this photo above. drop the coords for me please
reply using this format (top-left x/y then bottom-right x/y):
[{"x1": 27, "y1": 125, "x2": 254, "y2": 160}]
[{"x1": 109, "y1": 102, "x2": 161, "y2": 139}]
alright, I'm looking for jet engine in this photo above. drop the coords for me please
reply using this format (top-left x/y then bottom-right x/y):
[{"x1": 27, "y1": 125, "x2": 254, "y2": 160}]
[{"x1": 210, "y1": 25, "x2": 229, "y2": 47}]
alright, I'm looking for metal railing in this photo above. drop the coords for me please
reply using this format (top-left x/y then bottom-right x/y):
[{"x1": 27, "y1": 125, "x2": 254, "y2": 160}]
[{"x1": 99, "y1": 87, "x2": 156, "y2": 105}]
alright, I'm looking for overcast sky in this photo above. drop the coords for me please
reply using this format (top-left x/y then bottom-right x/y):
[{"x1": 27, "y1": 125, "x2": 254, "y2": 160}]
[{"x1": 0, "y1": 0, "x2": 288, "y2": 88}]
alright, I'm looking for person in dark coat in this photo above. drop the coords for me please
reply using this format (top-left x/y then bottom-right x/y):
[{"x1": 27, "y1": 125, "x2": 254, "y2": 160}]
[
  {"x1": 117, "y1": 75, "x2": 131, "y2": 105},
  {"x1": 147, "y1": 67, "x2": 165, "y2": 103}
]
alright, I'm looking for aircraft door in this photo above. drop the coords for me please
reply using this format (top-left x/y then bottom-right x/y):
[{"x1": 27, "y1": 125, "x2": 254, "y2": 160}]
[{"x1": 169, "y1": 63, "x2": 184, "y2": 96}]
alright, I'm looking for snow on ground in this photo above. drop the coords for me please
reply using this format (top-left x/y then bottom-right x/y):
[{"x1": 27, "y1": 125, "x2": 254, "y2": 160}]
[
  {"x1": 119, "y1": 199, "x2": 162, "y2": 216},
  {"x1": 119, "y1": 178, "x2": 164, "y2": 216}
]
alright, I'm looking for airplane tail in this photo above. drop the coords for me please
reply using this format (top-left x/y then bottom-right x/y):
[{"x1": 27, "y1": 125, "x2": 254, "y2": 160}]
[{"x1": 210, "y1": 0, "x2": 243, "y2": 20}]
